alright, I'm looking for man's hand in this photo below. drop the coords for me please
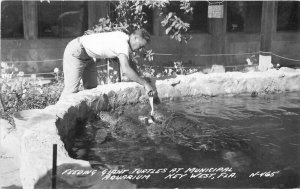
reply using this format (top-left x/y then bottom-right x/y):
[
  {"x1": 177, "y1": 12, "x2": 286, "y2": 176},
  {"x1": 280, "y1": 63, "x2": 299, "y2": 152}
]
[
  {"x1": 144, "y1": 83, "x2": 155, "y2": 96},
  {"x1": 144, "y1": 83, "x2": 160, "y2": 104},
  {"x1": 118, "y1": 54, "x2": 160, "y2": 104}
]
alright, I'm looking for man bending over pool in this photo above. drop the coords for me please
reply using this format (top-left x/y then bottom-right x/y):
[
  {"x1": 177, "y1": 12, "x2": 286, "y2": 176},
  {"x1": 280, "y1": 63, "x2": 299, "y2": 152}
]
[{"x1": 60, "y1": 29, "x2": 157, "y2": 101}]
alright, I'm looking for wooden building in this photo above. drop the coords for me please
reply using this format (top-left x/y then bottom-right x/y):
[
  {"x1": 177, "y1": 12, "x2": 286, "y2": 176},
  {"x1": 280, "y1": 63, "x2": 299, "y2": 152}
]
[{"x1": 1, "y1": 1, "x2": 300, "y2": 73}]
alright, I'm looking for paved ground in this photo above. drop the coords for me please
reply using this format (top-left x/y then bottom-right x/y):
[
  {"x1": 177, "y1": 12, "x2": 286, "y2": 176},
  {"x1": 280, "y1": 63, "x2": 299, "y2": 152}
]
[{"x1": 0, "y1": 145, "x2": 21, "y2": 188}]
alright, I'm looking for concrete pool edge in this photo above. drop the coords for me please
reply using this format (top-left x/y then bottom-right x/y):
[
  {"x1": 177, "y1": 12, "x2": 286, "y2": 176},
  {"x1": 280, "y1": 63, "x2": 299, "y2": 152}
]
[
  {"x1": 1, "y1": 67, "x2": 300, "y2": 188},
  {"x1": 154, "y1": 67, "x2": 300, "y2": 98}
]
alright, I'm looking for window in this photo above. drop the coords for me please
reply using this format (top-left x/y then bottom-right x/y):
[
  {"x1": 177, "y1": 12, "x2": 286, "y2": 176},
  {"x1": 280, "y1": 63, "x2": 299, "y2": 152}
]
[
  {"x1": 38, "y1": 1, "x2": 88, "y2": 38},
  {"x1": 227, "y1": 2, "x2": 246, "y2": 32},
  {"x1": 1, "y1": 1, "x2": 24, "y2": 38},
  {"x1": 165, "y1": 1, "x2": 208, "y2": 33},
  {"x1": 108, "y1": 1, "x2": 118, "y2": 23},
  {"x1": 143, "y1": 6, "x2": 154, "y2": 34},
  {"x1": 190, "y1": 1, "x2": 208, "y2": 33},
  {"x1": 227, "y1": 1, "x2": 262, "y2": 33},
  {"x1": 277, "y1": 1, "x2": 300, "y2": 31}
]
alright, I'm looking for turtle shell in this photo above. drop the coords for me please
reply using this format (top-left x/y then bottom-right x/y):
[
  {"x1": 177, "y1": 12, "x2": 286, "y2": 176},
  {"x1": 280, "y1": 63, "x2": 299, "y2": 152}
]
[
  {"x1": 152, "y1": 111, "x2": 250, "y2": 151},
  {"x1": 98, "y1": 111, "x2": 147, "y2": 141}
]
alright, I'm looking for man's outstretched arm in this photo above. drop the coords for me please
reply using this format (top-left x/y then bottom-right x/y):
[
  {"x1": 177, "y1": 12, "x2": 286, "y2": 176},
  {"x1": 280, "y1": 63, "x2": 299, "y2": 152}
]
[{"x1": 118, "y1": 54, "x2": 154, "y2": 94}]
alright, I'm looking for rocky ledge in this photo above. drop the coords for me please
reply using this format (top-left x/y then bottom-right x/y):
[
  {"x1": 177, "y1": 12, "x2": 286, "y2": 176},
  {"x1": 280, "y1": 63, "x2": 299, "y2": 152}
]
[{"x1": 0, "y1": 67, "x2": 300, "y2": 189}]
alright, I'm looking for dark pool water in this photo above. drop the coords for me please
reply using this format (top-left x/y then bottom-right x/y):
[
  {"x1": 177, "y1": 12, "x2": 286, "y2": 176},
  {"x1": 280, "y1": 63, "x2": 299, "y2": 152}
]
[{"x1": 71, "y1": 92, "x2": 300, "y2": 188}]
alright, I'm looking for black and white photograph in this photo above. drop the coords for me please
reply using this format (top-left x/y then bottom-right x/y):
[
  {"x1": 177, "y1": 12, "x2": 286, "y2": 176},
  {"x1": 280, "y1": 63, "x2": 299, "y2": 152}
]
[{"x1": 0, "y1": 0, "x2": 299, "y2": 188}]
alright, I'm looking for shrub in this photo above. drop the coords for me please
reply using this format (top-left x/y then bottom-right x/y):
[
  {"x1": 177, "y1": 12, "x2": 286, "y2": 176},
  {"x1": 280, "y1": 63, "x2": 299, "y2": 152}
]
[{"x1": 0, "y1": 63, "x2": 64, "y2": 123}]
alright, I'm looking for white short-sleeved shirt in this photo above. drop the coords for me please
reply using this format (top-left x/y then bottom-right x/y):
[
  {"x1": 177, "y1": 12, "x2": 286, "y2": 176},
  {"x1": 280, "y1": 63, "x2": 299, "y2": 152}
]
[{"x1": 79, "y1": 31, "x2": 130, "y2": 59}]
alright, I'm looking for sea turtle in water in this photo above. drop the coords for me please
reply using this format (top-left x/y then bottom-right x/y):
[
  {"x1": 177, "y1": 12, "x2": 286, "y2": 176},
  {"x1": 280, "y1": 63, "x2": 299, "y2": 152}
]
[
  {"x1": 150, "y1": 108, "x2": 251, "y2": 152},
  {"x1": 150, "y1": 108, "x2": 255, "y2": 172},
  {"x1": 98, "y1": 111, "x2": 148, "y2": 142}
]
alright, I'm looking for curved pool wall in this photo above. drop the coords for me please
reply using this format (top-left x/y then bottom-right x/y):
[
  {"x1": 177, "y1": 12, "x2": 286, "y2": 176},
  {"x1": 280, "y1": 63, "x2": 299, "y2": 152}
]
[{"x1": 1, "y1": 67, "x2": 300, "y2": 189}]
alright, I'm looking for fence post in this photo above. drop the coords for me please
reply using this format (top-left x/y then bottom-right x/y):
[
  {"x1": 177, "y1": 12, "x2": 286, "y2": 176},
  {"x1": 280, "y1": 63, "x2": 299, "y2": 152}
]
[
  {"x1": 52, "y1": 144, "x2": 57, "y2": 189},
  {"x1": 118, "y1": 61, "x2": 122, "y2": 82},
  {"x1": 0, "y1": 93, "x2": 6, "y2": 111},
  {"x1": 107, "y1": 59, "x2": 110, "y2": 84}
]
